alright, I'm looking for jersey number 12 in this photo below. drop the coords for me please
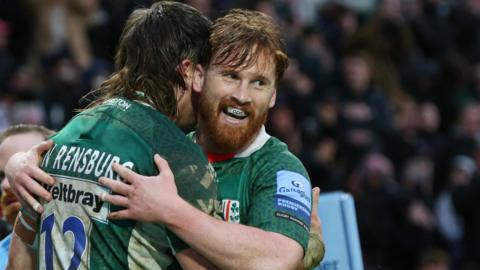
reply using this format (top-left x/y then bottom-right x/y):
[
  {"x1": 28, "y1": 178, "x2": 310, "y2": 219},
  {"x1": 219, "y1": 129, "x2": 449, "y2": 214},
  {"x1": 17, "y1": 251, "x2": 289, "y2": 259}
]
[{"x1": 40, "y1": 213, "x2": 87, "y2": 270}]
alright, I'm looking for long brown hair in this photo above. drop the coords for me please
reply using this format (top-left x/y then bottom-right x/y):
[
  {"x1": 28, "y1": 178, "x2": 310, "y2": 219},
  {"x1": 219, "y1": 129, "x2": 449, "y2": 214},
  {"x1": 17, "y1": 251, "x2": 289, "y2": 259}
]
[{"x1": 85, "y1": 1, "x2": 211, "y2": 118}]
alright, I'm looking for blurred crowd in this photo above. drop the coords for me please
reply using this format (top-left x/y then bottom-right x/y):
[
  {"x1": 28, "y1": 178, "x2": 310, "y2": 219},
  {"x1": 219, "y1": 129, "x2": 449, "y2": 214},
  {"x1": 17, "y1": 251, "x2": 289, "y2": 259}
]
[{"x1": 1, "y1": 0, "x2": 480, "y2": 269}]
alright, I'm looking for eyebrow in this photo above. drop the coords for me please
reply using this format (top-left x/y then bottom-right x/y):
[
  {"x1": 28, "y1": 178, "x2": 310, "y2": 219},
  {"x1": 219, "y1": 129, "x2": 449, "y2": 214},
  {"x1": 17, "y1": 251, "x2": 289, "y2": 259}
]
[
  {"x1": 217, "y1": 66, "x2": 273, "y2": 85},
  {"x1": 254, "y1": 75, "x2": 272, "y2": 85}
]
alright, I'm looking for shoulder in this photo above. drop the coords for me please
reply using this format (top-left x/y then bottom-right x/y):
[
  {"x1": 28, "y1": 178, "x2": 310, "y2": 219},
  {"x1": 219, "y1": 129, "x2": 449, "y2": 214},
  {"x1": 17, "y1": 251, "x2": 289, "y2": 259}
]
[
  {"x1": 95, "y1": 98, "x2": 201, "y2": 159},
  {"x1": 244, "y1": 137, "x2": 310, "y2": 196},
  {"x1": 253, "y1": 137, "x2": 309, "y2": 179}
]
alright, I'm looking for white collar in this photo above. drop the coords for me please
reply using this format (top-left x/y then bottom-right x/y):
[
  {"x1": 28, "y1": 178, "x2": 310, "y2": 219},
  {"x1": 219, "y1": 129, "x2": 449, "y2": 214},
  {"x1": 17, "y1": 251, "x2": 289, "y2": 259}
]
[{"x1": 234, "y1": 126, "x2": 271, "y2": 158}]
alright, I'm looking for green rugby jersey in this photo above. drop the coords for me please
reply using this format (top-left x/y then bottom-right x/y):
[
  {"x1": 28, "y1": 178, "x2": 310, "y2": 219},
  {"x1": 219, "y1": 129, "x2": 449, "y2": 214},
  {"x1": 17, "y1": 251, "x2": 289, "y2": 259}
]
[
  {"x1": 38, "y1": 97, "x2": 217, "y2": 270},
  {"x1": 191, "y1": 126, "x2": 312, "y2": 252}
]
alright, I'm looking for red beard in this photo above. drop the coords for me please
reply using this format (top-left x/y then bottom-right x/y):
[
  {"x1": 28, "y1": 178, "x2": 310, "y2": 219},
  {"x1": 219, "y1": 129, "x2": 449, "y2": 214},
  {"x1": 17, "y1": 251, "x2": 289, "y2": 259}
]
[{"x1": 197, "y1": 94, "x2": 267, "y2": 153}]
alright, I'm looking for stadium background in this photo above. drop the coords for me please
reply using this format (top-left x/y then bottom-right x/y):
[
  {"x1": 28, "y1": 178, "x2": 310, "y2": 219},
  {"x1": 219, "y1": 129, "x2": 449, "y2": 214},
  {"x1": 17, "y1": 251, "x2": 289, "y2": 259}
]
[{"x1": 1, "y1": 0, "x2": 479, "y2": 269}]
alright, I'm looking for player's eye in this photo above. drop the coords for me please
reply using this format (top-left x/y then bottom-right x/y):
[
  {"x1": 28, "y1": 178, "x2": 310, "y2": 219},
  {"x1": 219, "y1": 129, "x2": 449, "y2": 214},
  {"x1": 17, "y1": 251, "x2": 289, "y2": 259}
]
[
  {"x1": 253, "y1": 80, "x2": 266, "y2": 87},
  {"x1": 223, "y1": 72, "x2": 238, "y2": 80}
]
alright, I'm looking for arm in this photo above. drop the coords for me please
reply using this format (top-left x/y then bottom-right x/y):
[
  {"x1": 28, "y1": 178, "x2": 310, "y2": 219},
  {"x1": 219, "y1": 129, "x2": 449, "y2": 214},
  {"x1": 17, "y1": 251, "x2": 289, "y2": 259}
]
[
  {"x1": 100, "y1": 155, "x2": 304, "y2": 270},
  {"x1": 176, "y1": 248, "x2": 220, "y2": 270},
  {"x1": 6, "y1": 211, "x2": 38, "y2": 270},
  {"x1": 166, "y1": 199, "x2": 304, "y2": 270},
  {"x1": 6, "y1": 234, "x2": 36, "y2": 270}
]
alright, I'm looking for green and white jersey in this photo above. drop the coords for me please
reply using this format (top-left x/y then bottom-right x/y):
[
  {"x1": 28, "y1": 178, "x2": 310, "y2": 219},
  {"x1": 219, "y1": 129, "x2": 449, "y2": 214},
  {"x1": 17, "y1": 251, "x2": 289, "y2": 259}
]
[
  {"x1": 38, "y1": 97, "x2": 217, "y2": 270},
  {"x1": 191, "y1": 126, "x2": 312, "y2": 252}
]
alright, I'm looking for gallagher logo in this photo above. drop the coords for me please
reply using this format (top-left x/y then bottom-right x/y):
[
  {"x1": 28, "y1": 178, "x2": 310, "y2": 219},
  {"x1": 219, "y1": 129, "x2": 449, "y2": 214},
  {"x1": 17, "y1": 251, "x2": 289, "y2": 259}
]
[{"x1": 291, "y1": 180, "x2": 304, "y2": 188}]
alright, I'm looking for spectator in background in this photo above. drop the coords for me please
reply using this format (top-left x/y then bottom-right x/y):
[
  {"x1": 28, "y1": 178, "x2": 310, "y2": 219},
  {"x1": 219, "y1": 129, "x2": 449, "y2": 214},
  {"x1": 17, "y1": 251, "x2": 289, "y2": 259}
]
[
  {"x1": 408, "y1": 0, "x2": 453, "y2": 60},
  {"x1": 268, "y1": 102, "x2": 303, "y2": 155},
  {"x1": 451, "y1": 150, "x2": 480, "y2": 269},
  {"x1": 418, "y1": 102, "x2": 445, "y2": 159},
  {"x1": 416, "y1": 248, "x2": 450, "y2": 270},
  {"x1": 33, "y1": 0, "x2": 114, "y2": 129},
  {"x1": 392, "y1": 154, "x2": 445, "y2": 270},
  {"x1": 338, "y1": 50, "x2": 395, "y2": 165},
  {"x1": 439, "y1": 53, "x2": 472, "y2": 119},
  {"x1": 385, "y1": 98, "x2": 422, "y2": 173},
  {"x1": 306, "y1": 136, "x2": 344, "y2": 191},
  {"x1": 0, "y1": 124, "x2": 54, "y2": 269},
  {"x1": 317, "y1": 1, "x2": 359, "y2": 60},
  {"x1": 448, "y1": 103, "x2": 480, "y2": 158},
  {"x1": 435, "y1": 155, "x2": 476, "y2": 269},
  {"x1": 37, "y1": 0, "x2": 88, "y2": 67},
  {"x1": 347, "y1": 153, "x2": 397, "y2": 268},
  {"x1": 450, "y1": 0, "x2": 480, "y2": 60}
]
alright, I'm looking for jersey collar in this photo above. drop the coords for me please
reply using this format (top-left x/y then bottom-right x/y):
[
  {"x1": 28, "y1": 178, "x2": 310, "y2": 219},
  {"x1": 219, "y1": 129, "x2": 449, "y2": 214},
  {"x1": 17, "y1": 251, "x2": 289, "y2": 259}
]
[
  {"x1": 207, "y1": 152, "x2": 236, "y2": 162},
  {"x1": 234, "y1": 125, "x2": 271, "y2": 158}
]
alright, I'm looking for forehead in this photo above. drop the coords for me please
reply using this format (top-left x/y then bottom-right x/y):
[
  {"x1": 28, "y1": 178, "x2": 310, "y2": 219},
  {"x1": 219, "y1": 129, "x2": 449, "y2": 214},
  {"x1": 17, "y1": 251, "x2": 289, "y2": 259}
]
[
  {"x1": 0, "y1": 133, "x2": 45, "y2": 166},
  {"x1": 213, "y1": 52, "x2": 276, "y2": 78}
]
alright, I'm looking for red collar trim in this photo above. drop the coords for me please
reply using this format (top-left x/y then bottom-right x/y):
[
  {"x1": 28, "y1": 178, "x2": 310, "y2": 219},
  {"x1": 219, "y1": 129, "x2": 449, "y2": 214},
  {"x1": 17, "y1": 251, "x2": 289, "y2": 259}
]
[{"x1": 207, "y1": 152, "x2": 236, "y2": 162}]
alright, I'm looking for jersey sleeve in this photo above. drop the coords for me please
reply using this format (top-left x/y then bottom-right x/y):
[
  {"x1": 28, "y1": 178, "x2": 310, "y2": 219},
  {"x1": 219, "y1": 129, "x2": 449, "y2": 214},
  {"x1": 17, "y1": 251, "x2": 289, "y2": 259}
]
[
  {"x1": 175, "y1": 162, "x2": 219, "y2": 217},
  {"x1": 165, "y1": 151, "x2": 220, "y2": 254},
  {"x1": 135, "y1": 112, "x2": 220, "y2": 255},
  {"x1": 246, "y1": 155, "x2": 312, "y2": 253}
]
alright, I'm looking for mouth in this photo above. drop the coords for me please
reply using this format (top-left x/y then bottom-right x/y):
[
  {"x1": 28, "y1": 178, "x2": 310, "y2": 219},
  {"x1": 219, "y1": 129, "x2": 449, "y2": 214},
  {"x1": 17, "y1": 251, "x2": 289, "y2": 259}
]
[{"x1": 222, "y1": 106, "x2": 249, "y2": 120}]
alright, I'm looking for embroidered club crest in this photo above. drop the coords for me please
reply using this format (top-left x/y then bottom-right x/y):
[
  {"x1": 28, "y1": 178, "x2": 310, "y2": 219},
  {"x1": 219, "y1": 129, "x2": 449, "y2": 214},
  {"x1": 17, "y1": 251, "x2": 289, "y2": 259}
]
[{"x1": 222, "y1": 199, "x2": 240, "y2": 223}]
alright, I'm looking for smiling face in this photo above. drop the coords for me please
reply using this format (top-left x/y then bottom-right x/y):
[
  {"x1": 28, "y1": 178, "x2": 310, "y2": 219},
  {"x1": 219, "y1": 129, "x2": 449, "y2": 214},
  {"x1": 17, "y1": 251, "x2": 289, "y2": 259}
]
[
  {"x1": 195, "y1": 9, "x2": 288, "y2": 153},
  {"x1": 196, "y1": 53, "x2": 277, "y2": 153}
]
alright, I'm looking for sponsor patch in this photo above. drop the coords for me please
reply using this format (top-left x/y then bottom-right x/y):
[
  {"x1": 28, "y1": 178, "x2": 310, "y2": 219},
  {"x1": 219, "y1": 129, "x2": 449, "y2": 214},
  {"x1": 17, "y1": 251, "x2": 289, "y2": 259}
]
[
  {"x1": 274, "y1": 170, "x2": 311, "y2": 224},
  {"x1": 44, "y1": 175, "x2": 110, "y2": 223},
  {"x1": 221, "y1": 199, "x2": 240, "y2": 223},
  {"x1": 103, "y1": 98, "x2": 132, "y2": 111}
]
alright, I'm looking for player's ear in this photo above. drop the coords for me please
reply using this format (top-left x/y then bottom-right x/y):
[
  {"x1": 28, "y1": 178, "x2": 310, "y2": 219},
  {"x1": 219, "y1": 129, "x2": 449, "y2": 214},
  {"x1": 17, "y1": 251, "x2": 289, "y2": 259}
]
[
  {"x1": 178, "y1": 60, "x2": 204, "y2": 93},
  {"x1": 178, "y1": 59, "x2": 194, "y2": 90},
  {"x1": 191, "y1": 63, "x2": 205, "y2": 94}
]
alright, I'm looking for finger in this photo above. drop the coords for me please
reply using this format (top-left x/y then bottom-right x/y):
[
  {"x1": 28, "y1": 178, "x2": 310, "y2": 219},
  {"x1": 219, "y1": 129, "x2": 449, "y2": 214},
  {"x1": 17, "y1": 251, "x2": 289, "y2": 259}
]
[
  {"x1": 154, "y1": 154, "x2": 174, "y2": 181},
  {"x1": 108, "y1": 209, "x2": 131, "y2": 220},
  {"x1": 35, "y1": 140, "x2": 54, "y2": 157},
  {"x1": 26, "y1": 166, "x2": 56, "y2": 186},
  {"x1": 154, "y1": 154, "x2": 171, "y2": 173},
  {"x1": 101, "y1": 194, "x2": 128, "y2": 208},
  {"x1": 17, "y1": 185, "x2": 44, "y2": 214},
  {"x1": 312, "y1": 187, "x2": 320, "y2": 209},
  {"x1": 112, "y1": 163, "x2": 139, "y2": 184},
  {"x1": 311, "y1": 187, "x2": 323, "y2": 233},
  {"x1": 310, "y1": 187, "x2": 320, "y2": 216},
  {"x1": 99, "y1": 177, "x2": 131, "y2": 195},
  {"x1": 21, "y1": 173, "x2": 52, "y2": 201}
]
